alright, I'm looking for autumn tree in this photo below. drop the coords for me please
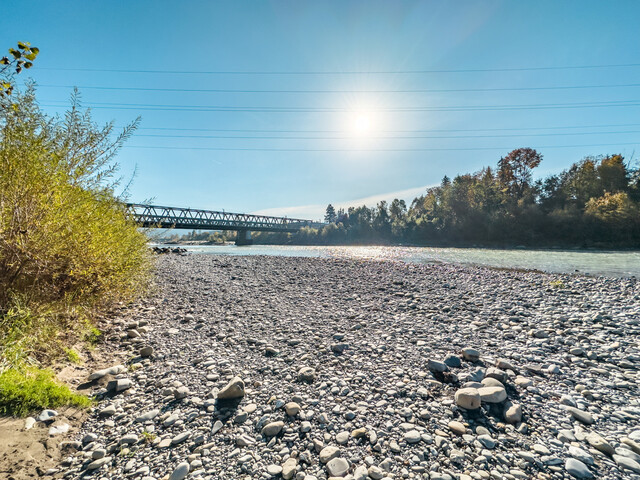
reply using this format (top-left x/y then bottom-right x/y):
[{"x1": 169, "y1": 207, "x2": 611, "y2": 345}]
[{"x1": 498, "y1": 148, "x2": 543, "y2": 201}]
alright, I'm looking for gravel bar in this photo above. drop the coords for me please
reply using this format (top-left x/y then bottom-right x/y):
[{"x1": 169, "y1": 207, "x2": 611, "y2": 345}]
[{"x1": 49, "y1": 255, "x2": 640, "y2": 480}]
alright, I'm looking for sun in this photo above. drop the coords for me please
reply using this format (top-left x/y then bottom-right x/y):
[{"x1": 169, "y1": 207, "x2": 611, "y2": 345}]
[{"x1": 347, "y1": 109, "x2": 378, "y2": 138}]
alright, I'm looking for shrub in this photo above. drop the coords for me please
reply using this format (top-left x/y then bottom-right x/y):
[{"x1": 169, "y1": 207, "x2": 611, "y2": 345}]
[
  {"x1": 0, "y1": 86, "x2": 153, "y2": 368},
  {"x1": 0, "y1": 367, "x2": 92, "y2": 417}
]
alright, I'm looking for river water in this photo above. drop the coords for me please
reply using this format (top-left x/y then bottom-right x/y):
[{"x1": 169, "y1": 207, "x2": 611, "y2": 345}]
[{"x1": 156, "y1": 244, "x2": 640, "y2": 278}]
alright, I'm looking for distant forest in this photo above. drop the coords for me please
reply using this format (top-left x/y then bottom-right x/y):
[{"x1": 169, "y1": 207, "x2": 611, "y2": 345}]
[{"x1": 252, "y1": 149, "x2": 640, "y2": 248}]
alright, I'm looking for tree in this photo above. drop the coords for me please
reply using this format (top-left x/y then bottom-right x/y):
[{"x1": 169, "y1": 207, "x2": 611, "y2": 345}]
[
  {"x1": 1, "y1": 42, "x2": 39, "y2": 98},
  {"x1": 324, "y1": 204, "x2": 337, "y2": 223},
  {"x1": 498, "y1": 148, "x2": 543, "y2": 200}
]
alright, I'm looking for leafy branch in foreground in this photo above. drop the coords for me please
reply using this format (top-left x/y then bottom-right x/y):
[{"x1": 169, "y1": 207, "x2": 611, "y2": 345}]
[{"x1": 1, "y1": 42, "x2": 39, "y2": 98}]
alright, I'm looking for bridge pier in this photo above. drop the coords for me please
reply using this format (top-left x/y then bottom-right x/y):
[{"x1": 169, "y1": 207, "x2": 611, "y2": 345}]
[{"x1": 235, "y1": 229, "x2": 253, "y2": 246}]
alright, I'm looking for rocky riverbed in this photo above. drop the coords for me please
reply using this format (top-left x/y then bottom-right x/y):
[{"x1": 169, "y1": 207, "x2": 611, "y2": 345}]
[{"x1": 43, "y1": 255, "x2": 640, "y2": 479}]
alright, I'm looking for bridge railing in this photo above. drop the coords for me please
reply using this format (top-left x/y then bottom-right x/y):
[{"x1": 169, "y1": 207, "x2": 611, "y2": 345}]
[{"x1": 125, "y1": 203, "x2": 324, "y2": 232}]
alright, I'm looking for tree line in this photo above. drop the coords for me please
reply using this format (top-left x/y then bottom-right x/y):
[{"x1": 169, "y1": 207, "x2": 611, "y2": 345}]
[{"x1": 254, "y1": 148, "x2": 640, "y2": 248}]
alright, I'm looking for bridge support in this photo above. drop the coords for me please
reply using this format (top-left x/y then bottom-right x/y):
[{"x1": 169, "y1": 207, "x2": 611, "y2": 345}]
[{"x1": 235, "y1": 229, "x2": 253, "y2": 246}]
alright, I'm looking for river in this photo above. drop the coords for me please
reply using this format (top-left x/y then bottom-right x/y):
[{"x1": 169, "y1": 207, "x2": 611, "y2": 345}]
[{"x1": 155, "y1": 244, "x2": 640, "y2": 278}]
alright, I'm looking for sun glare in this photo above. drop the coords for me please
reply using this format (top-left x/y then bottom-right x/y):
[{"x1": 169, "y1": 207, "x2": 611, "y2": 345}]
[{"x1": 347, "y1": 109, "x2": 378, "y2": 138}]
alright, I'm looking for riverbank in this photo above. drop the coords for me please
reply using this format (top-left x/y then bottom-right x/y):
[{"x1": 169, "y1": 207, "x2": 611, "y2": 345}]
[{"x1": 37, "y1": 255, "x2": 640, "y2": 479}]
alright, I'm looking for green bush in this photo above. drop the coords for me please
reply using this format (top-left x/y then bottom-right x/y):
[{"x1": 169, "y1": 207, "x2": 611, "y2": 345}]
[
  {"x1": 0, "y1": 86, "x2": 153, "y2": 368},
  {"x1": 0, "y1": 367, "x2": 92, "y2": 417}
]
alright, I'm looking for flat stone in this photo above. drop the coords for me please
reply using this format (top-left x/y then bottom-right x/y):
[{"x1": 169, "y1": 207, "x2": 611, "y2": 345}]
[
  {"x1": 613, "y1": 454, "x2": 640, "y2": 473},
  {"x1": 168, "y1": 462, "x2": 190, "y2": 480},
  {"x1": 171, "y1": 432, "x2": 191, "y2": 445},
  {"x1": 428, "y1": 359, "x2": 449, "y2": 373},
  {"x1": 566, "y1": 407, "x2": 594, "y2": 425},
  {"x1": 586, "y1": 432, "x2": 614, "y2": 455},
  {"x1": 565, "y1": 458, "x2": 594, "y2": 479},
  {"x1": 404, "y1": 430, "x2": 421, "y2": 443},
  {"x1": 448, "y1": 421, "x2": 466, "y2": 435},
  {"x1": 326, "y1": 457, "x2": 349, "y2": 477},
  {"x1": 478, "y1": 386, "x2": 507, "y2": 403},
  {"x1": 136, "y1": 409, "x2": 160, "y2": 422},
  {"x1": 320, "y1": 446, "x2": 340, "y2": 463},
  {"x1": 86, "y1": 456, "x2": 111, "y2": 471},
  {"x1": 48, "y1": 423, "x2": 70, "y2": 436},
  {"x1": 282, "y1": 457, "x2": 297, "y2": 480},
  {"x1": 262, "y1": 421, "x2": 284, "y2": 437},
  {"x1": 267, "y1": 464, "x2": 283, "y2": 476}
]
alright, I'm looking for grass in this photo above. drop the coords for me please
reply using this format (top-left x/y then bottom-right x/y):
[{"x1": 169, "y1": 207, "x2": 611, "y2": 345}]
[
  {"x1": 549, "y1": 280, "x2": 567, "y2": 289},
  {"x1": 0, "y1": 367, "x2": 92, "y2": 417},
  {"x1": 64, "y1": 348, "x2": 82, "y2": 364}
]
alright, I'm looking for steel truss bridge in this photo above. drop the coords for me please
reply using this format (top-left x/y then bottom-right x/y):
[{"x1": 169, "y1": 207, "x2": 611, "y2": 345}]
[{"x1": 126, "y1": 203, "x2": 324, "y2": 245}]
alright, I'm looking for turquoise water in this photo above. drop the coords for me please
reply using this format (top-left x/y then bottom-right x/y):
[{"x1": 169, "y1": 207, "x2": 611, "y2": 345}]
[{"x1": 156, "y1": 244, "x2": 640, "y2": 278}]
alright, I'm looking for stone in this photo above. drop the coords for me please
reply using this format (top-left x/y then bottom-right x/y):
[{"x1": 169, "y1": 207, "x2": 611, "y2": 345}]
[
  {"x1": 171, "y1": 431, "x2": 191, "y2": 445},
  {"x1": 404, "y1": 430, "x2": 421, "y2": 443},
  {"x1": 24, "y1": 417, "x2": 36, "y2": 430},
  {"x1": 565, "y1": 458, "x2": 594, "y2": 479},
  {"x1": 168, "y1": 462, "x2": 190, "y2": 480},
  {"x1": 461, "y1": 347, "x2": 480, "y2": 362},
  {"x1": 478, "y1": 386, "x2": 507, "y2": 403},
  {"x1": 99, "y1": 404, "x2": 116, "y2": 417},
  {"x1": 87, "y1": 456, "x2": 112, "y2": 471},
  {"x1": 428, "y1": 359, "x2": 449, "y2": 373},
  {"x1": 284, "y1": 402, "x2": 301, "y2": 416},
  {"x1": 319, "y1": 446, "x2": 340, "y2": 463},
  {"x1": 217, "y1": 376, "x2": 245, "y2": 399},
  {"x1": 448, "y1": 421, "x2": 466, "y2": 435},
  {"x1": 49, "y1": 423, "x2": 70, "y2": 435},
  {"x1": 174, "y1": 386, "x2": 189, "y2": 400},
  {"x1": 568, "y1": 446, "x2": 594, "y2": 465},
  {"x1": 566, "y1": 406, "x2": 594, "y2": 425},
  {"x1": 262, "y1": 421, "x2": 284, "y2": 437},
  {"x1": 298, "y1": 367, "x2": 316, "y2": 383},
  {"x1": 336, "y1": 431, "x2": 349, "y2": 444},
  {"x1": 139, "y1": 346, "x2": 154, "y2": 357},
  {"x1": 282, "y1": 457, "x2": 297, "y2": 480},
  {"x1": 444, "y1": 354, "x2": 462, "y2": 368},
  {"x1": 136, "y1": 409, "x2": 159, "y2": 422},
  {"x1": 613, "y1": 455, "x2": 640, "y2": 474},
  {"x1": 485, "y1": 367, "x2": 507, "y2": 383},
  {"x1": 586, "y1": 432, "x2": 614, "y2": 455},
  {"x1": 107, "y1": 378, "x2": 132, "y2": 392},
  {"x1": 267, "y1": 464, "x2": 283, "y2": 476},
  {"x1": 36, "y1": 409, "x2": 58, "y2": 422},
  {"x1": 326, "y1": 457, "x2": 349, "y2": 477},
  {"x1": 455, "y1": 388, "x2": 481, "y2": 410},
  {"x1": 331, "y1": 343, "x2": 349, "y2": 354},
  {"x1": 503, "y1": 401, "x2": 522, "y2": 424}
]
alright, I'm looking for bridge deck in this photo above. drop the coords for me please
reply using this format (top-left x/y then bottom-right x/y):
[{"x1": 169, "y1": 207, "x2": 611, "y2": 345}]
[{"x1": 126, "y1": 204, "x2": 323, "y2": 233}]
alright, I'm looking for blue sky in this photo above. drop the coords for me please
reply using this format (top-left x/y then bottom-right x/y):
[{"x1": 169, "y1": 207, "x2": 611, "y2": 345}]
[{"x1": 3, "y1": 0, "x2": 640, "y2": 219}]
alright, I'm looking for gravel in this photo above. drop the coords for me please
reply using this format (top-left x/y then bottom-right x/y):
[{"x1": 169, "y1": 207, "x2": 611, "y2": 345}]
[{"x1": 53, "y1": 254, "x2": 640, "y2": 480}]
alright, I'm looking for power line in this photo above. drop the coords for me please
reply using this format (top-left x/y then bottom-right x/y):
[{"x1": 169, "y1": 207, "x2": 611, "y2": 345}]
[
  {"x1": 123, "y1": 122, "x2": 640, "y2": 133},
  {"x1": 122, "y1": 142, "x2": 639, "y2": 152},
  {"x1": 33, "y1": 82, "x2": 640, "y2": 94},
  {"x1": 37, "y1": 62, "x2": 640, "y2": 75},
  {"x1": 40, "y1": 99, "x2": 640, "y2": 113},
  {"x1": 132, "y1": 130, "x2": 640, "y2": 140}
]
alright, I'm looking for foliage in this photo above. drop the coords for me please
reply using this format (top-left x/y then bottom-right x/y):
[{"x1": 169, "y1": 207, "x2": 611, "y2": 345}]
[
  {"x1": 254, "y1": 149, "x2": 639, "y2": 248},
  {"x1": 0, "y1": 86, "x2": 153, "y2": 368},
  {"x1": 0, "y1": 367, "x2": 91, "y2": 417},
  {"x1": 1, "y1": 42, "x2": 39, "y2": 98}
]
